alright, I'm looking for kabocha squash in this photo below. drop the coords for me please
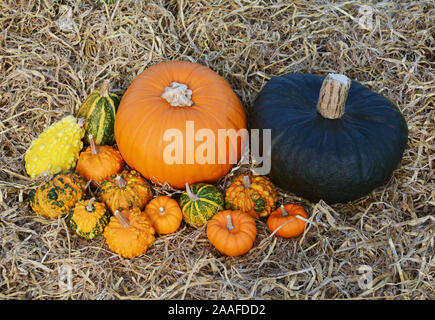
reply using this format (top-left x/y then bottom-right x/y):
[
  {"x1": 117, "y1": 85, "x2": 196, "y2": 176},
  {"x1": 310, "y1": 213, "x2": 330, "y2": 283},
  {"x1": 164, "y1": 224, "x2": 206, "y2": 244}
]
[
  {"x1": 178, "y1": 182, "x2": 224, "y2": 228},
  {"x1": 25, "y1": 115, "x2": 85, "y2": 178},
  {"x1": 75, "y1": 134, "x2": 124, "y2": 184},
  {"x1": 250, "y1": 73, "x2": 408, "y2": 204},
  {"x1": 69, "y1": 197, "x2": 111, "y2": 239},
  {"x1": 29, "y1": 170, "x2": 85, "y2": 218},
  {"x1": 103, "y1": 208, "x2": 155, "y2": 259},
  {"x1": 144, "y1": 196, "x2": 182, "y2": 235},
  {"x1": 206, "y1": 210, "x2": 257, "y2": 257},
  {"x1": 225, "y1": 174, "x2": 278, "y2": 219},
  {"x1": 76, "y1": 79, "x2": 120, "y2": 146},
  {"x1": 114, "y1": 61, "x2": 247, "y2": 189},
  {"x1": 266, "y1": 204, "x2": 308, "y2": 238},
  {"x1": 98, "y1": 170, "x2": 153, "y2": 213}
]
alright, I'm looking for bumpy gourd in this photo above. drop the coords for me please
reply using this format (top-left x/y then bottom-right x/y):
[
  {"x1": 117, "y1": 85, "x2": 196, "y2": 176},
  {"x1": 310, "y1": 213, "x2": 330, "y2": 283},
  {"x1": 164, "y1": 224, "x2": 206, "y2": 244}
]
[
  {"x1": 225, "y1": 174, "x2": 278, "y2": 219},
  {"x1": 70, "y1": 197, "x2": 111, "y2": 239},
  {"x1": 28, "y1": 170, "x2": 86, "y2": 218},
  {"x1": 25, "y1": 115, "x2": 85, "y2": 178}
]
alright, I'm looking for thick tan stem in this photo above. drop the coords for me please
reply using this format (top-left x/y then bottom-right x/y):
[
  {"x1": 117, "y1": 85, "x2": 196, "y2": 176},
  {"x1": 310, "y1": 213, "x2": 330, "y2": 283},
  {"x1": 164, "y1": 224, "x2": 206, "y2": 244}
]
[
  {"x1": 242, "y1": 175, "x2": 251, "y2": 188},
  {"x1": 316, "y1": 74, "x2": 351, "y2": 119},
  {"x1": 226, "y1": 214, "x2": 235, "y2": 231},
  {"x1": 280, "y1": 204, "x2": 289, "y2": 217},
  {"x1": 159, "y1": 207, "x2": 166, "y2": 215},
  {"x1": 185, "y1": 182, "x2": 198, "y2": 201},
  {"x1": 115, "y1": 175, "x2": 127, "y2": 188},
  {"x1": 161, "y1": 82, "x2": 193, "y2": 107},
  {"x1": 114, "y1": 210, "x2": 130, "y2": 228},
  {"x1": 100, "y1": 79, "x2": 110, "y2": 97},
  {"x1": 88, "y1": 134, "x2": 98, "y2": 155},
  {"x1": 86, "y1": 197, "x2": 96, "y2": 211}
]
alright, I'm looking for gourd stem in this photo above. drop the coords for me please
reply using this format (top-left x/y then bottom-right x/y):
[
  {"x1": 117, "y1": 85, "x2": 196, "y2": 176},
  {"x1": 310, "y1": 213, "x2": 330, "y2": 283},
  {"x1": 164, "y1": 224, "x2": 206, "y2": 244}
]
[
  {"x1": 185, "y1": 182, "x2": 198, "y2": 201},
  {"x1": 316, "y1": 73, "x2": 351, "y2": 119},
  {"x1": 115, "y1": 175, "x2": 127, "y2": 188},
  {"x1": 86, "y1": 197, "x2": 96, "y2": 211},
  {"x1": 114, "y1": 210, "x2": 130, "y2": 228},
  {"x1": 280, "y1": 204, "x2": 289, "y2": 217},
  {"x1": 100, "y1": 79, "x2": 110, "y2": 97},
  {"x1": 159, "y1": 207, "x2": 166, "y2": 215},
  {"x1": 226, "y1": 214, "x2": 235, "y2": 231},
  {"x1": 89, "y1": 134, "x2": 98, "y2": 155},
  {"x1": 161, "y1": 81, "x2": 193, "y2": 107},
  {"x1": 77, "y1": 117, "x2": 86, "y2": 127},
  {"x1": 242, "y1": 175, "x2": 251, "y2": 188}
]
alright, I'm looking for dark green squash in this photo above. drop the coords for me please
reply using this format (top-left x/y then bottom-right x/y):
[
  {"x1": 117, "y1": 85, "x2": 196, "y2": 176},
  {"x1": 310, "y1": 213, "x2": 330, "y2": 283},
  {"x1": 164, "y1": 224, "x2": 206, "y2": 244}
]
[{"x1": 249, "y1": 73, "x2": 408, "y2": 204}]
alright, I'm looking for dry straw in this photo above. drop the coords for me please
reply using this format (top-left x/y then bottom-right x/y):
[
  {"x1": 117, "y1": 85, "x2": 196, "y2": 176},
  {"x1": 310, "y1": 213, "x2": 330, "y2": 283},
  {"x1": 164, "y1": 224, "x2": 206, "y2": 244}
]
[{"x1": 0, "y1": 0, "x2": 434, "y2": 299}]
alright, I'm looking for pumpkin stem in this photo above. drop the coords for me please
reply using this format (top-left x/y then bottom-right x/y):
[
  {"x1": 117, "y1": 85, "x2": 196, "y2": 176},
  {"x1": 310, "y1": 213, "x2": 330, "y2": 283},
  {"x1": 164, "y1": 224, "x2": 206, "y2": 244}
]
[
  {"x1": 86, "y1": 197, "x2": 96, "y2": 211},
  {"x1": 115, "y1": 175, "x2": 127, "y2": 189},
  {"x1": 114, "y1": 210, "x2": 130, "y2": 228},
  {"x1": 159, "y1": 207, "x2": 166, "y2": 215},
  {"x1": 100, "y1": 79, "x2": 110, "y2": 97},
  {"x1": 185, "y1": 182, "x2": 198, "y2": 201},
  {"x1": 280, "y1": 204, "x2": 289, "y2": 217},
  {"x1": 161, "y1": 81, "x2": 193, "y2": 107},
  {"x1": 226, "y1": 214, "x2": 235, "y2": 231},
  {"x1": 316, "y1": 73, "x2": 351, "y2": 119},
  {"x1": 242, "y1": 175, "x2": 251, "y2": 188},
  {"x1": 88, "y1": 134, "x2": 99, "y2": 155}
]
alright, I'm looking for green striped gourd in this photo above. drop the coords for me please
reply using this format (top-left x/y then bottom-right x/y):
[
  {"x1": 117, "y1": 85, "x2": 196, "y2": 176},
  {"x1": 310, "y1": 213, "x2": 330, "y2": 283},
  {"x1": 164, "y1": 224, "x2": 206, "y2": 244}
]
[
  {"x1": 178, "y1": 182, "x2": 224, "y2": 228},
  {"x1": 69, "y1": 198, "x2": 111, "y2": 239},
  {"x1": 76, "y1": 80, "x2": 120, "y2": 146}
]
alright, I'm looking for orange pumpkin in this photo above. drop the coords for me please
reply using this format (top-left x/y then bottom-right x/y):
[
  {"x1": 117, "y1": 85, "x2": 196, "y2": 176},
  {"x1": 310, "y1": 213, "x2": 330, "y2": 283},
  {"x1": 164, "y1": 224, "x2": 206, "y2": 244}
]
[
  {"x1": 266, "y1": 204, "x2": 308, "y2": 238},
  {"x1": 206, "y1": 210, "x2": 257, "y2": 257},
  {"x1": 114, "y1": 61, "x2": 247, "y2": 189},
  {"x1": 144, "y1": 196, "x2": 182, "y2": 235},
  {"x1": 75, "y1": 134, "x2": 124, "y2": 185}
]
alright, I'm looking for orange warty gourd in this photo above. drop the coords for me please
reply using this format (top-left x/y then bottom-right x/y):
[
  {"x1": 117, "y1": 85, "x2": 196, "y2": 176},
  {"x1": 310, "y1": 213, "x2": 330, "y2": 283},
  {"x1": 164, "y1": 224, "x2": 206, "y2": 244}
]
[
  {"x1": 206, "y1": 210, "x2": 257, "y2": 257},
  {"x1": 144, "y1": 196, "x2": 182, "y2": 235},
  {"x1": 266, "y1": 204, "x2": 308, "y2": 238},
  {"x1": 114, "y1": 61, "x2": 247, "y2": 189}
]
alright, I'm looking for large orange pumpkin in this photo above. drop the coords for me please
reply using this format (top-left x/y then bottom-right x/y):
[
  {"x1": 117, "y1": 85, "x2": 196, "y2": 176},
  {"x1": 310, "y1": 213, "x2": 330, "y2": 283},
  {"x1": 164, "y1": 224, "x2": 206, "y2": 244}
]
[{"x1": 114, "y1": 61, "x2": 247, "y2": 189}]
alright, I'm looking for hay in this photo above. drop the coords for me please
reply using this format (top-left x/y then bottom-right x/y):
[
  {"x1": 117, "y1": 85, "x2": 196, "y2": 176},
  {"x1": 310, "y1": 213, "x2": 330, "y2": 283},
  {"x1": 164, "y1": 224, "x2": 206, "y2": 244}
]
[{"x1": 0, "y1": 0, "x2": 434, "y2": 300}]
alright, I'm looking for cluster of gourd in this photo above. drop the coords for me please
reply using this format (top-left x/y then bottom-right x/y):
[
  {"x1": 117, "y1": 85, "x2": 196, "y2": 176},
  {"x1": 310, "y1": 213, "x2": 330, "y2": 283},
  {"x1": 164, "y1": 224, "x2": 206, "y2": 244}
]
[{"x1": 25, "y1": 60, "x2": 408, "y2": 258}]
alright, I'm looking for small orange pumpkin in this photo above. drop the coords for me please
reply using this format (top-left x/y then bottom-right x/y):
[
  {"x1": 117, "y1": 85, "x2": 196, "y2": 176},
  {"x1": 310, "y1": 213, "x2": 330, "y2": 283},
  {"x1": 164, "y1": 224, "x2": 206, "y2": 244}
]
[
  {"x1": 75, "y1": 134, "x2": 124, "y2": 185},
  {"x1": 103, "y1": 208, "x2": 155, "y2": 259},
  {"x1": 144, "y1": 196, "x2": 182, "y2": 235},
  {"x1": 206, "y1": 210, "x2": 257, "y2": 257},
  {"x1": 266, "y1": 204, "x2": 308, "y2": 238}
]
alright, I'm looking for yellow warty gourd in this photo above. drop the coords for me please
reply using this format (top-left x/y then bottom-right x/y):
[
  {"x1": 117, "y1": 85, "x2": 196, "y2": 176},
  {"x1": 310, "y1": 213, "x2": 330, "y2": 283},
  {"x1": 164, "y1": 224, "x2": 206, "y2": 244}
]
[{"x1": 25, "y1": 115, "x2": 85, "y2": 178}]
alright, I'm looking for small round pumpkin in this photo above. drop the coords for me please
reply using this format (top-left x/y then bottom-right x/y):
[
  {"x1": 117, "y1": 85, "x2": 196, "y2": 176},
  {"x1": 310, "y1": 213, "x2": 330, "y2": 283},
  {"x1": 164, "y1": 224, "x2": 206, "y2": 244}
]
[
  {"x1": 266, "y1": 204, "x2": 308, "y2": 238},
  {"x1": 28, "y1": 170, "x2": 85, "y2": 218},
  {"x1": 206, "y1": 210, "x2": 257, "y2": 257},
  {"x1": 98, "y1": 170, "x2": 153, "y2": 213},
  {"x1": 178, "y1": 182, "x2": 224, "y2": 228},
  {"x1": 250, "y1": 73, "x2": 408, "y2": 204},
  {"x1": 75, "y1": 134, "x2": 124, "y2": 185},
  {"x1": 144, "y1": 196, "x2": 182, "y2": 235},
  {"x1": 69, "y1": 197, "x2": 111, "y2": 239},
  {"x1": 225, "y1": 174, "x2": 278, "y2": 219},
  {"x1": 103, "y1": 208, "x2": 155, "y2": 259}
]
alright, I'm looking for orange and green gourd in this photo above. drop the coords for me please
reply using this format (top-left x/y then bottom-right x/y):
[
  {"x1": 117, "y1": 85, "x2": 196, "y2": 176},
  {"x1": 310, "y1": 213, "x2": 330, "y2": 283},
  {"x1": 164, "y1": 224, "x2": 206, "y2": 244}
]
[
  {"x1": 69, "y1": 197, "x2": 111, "y2": 239},
  {"x1": 98, "y1": 169, "x2": 153, "y2": 213},
  {"x1": 225, "y1": 174, "x2": 278, "y2": 219},
  {"x1": 28, "y1": 170, "x2": 86, "y2": 218},
  {"x1": 76, "y1": 79, "x2": 120, "y2": 146},
  {"x1": 178, "y1": 182, "x2": 224, "y2": 228},
  {"x1": 103, "y1": 208, "x2": 155, "y2": 259}
]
